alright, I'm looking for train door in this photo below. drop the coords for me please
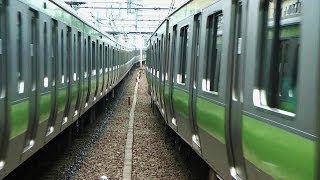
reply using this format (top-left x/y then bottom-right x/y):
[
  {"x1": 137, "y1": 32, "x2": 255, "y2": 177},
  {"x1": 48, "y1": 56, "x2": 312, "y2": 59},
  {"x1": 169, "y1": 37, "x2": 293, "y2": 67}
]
[
  {"x1": 0, "y1": 0, "x2": 9, "y2": 171},
  {"x1": 88, "y1": 38, "x2": 97, "y2": 104},
  {"x1": 74, "y1": 31, "x2": 82, "y2": 119},
  {"x1": 156, "y1": 40, "x2": 160, "y2": 103},
  {"x1": 97, "y1": 42, "x2": 104, "y2": 98},
  {"x1": 81, "y1": 35, "x2": 90, "y2": 112},
  {"x1": 243, "y1": 0, "x2": 317, "y2": 179},
  {"x1": 188, "y1": 13, "x2": 201, "y2": 151},
  {"x1": 158, "y1": 35, "x2": 167, "y2": 116},
  {"x1": 61, "y1": 26, "x2": 72, "y2": 128},
  {"x1": 165, "y1": 25, "x2": 177, "y2": 131},
  {"x1": 104, "y1": 45, "x2": 108, "y2": 93},
  {"x1": 158, "y1": 36, "x2": 164, "y2": 115},
  {"x1": 46, "y1": 19, "x2": 58, "y2": 138},
  {"x1": 151, "y1": 43, "x2": 155, "y2": 97},
  {"x1": 225, "y1": 0, "x2": 247, "y2": 179},
  {"x1": 171, "y1": 15, "x2": 195, "y2": 145},
  {"x1": 162, "y1": 20, "x2": 170, "y2": 123},
  {"x1": 68, "y1": 29, "x2": 80, "y2": 122}
]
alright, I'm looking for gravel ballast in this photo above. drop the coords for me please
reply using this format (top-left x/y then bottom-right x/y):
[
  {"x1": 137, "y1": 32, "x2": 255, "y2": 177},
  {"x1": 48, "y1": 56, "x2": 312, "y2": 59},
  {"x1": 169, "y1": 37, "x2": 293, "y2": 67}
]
[
  {"x1": 74, "y1": 69, "x2": 138, "y2": 179},
  {"x1": 132, "y1": 70, "x2": 190, "y2": 179}
]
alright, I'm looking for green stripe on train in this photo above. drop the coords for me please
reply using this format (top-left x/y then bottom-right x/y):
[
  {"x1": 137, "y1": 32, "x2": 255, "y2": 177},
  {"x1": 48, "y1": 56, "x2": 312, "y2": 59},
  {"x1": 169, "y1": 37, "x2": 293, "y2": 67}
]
[
  {"x1": 71, "y1": 84, "x2": 79, "y2": 106},
  {"x1": 39, "y1": 93, "x2": 51, "y2": 122},
  {"x1": 196, "y1": 97, "x2": 225, "y2": 144},
  {"x1": 10, "y1": 101, "x2": 29, "y2": 139},
  {"x1": 242, "y1": 115, "x2": 316, "y2": 180},
  {"x1": 172, "y1": 87, "x2": 189, "y2": 119},
  {"x1": 57, "y1": 88, "x2": 67, "y2": 113}
]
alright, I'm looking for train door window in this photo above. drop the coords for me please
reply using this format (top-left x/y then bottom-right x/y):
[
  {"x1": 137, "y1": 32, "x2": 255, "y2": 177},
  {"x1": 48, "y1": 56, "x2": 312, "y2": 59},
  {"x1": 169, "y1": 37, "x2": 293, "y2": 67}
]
[
  {"x1": 30, "y1": 11, "x2": 38, "y2": 91},
  {"x1": 151, "y1": 44, "x2": 154, "y2": 75},
  {"x1": 153, "y1": 43, "x2": 156, "y2": 75},
  {"x1": 202, "y1": 13, "x2": 223, "y2": 94},
  {"x1": 171, "y1": 26, "x2": 177, "y2": 83},
  {"x1": 192, "y1": 14, "x2": 201, "y2": 89},
  {"x1": 151, "y1": 45, "x2": 154, "y2": 75},
  {"x1": 255, "y1": 0, "x2": 302, "y2": 115},
  {"x1": 77, "y1": 32, "x2": 81, "y2": 81},
  {"x1": 177, "y1": 25, "x2": 188, "y2": 85},
  {"x1": 92, "y1": 41, "x2": 96, "y2": 76},
  {"x1": 67, "y1": 28, "x2": 72, "y2": 84},
  {"x1": 108, "y1": 46, "x2": 111, "y2": 73},
  {"x1": 84, "y1": 38, "x2": 87, "y2": 79},
  {"x1": 165, "y1": 34, "x2": 170, "y2": 81},
  {"x1": 158, "y1": 40, "x2": 161, "y2": 79},
  {"x1": 105, "y1": 46, "x2": 108, "y2": 72},
  {"x1": 51, "y1": 20, "x2": 58, "y2": 87},
  {"x1": 153, "y1": 44, "x2": 156, "y2": 76},
  {"x1": 108, "y1": 47, "x2": 111, "y2": 72},
  {"x1": 73, "y1": 33, "x2": 76, "y2": 82},
  {"x1": 99, "y1": 44, "x2": 102, "y2": 75},
  {"x1": 155, "y1": 43, "x2": 158, "y2": 77},
  {"x1": 158, "y1": 39, "x2": 161, "y2": 79},
  {"x1": 17, "y1": 12, "x2": 24, "y2": 94},
  {"x1": 117, "y1": 49, "x2": 120, "y2": 69},
  {"x1": 112, "y1": 48, "x2": 115, "y2": 71},
  {"x1": 161, "y1": 34, "x2": 165, "y2": 81},
  {"x1": 60, "y1": 29, "x2": 65, "y2": 84},
  {"x1": 156, "y1": 42, "x2": 159, "y2": 77},
  {"x1": 43, "y1": 22, "x2": 49, "y2": 88}
]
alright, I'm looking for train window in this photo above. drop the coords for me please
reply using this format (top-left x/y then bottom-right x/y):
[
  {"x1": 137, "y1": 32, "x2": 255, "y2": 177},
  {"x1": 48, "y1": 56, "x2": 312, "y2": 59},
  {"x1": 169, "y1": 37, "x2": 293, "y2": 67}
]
[
  {"x1": 67, "y1": 28, "x2": 72, "y2": 83},
  {"x1": 112, "y1": 48, "x2": 115, "y2": 71},
  {"x1": 165, "y1": 34, "x2": 170, "y2": 81},
  {"x1": 92, "y1": 41, "x2": 96, "y2": 76},
  {"x1": 202, "y1": 13, "x2": 223, "y2": 93},
  {"x1": 51, "y1": 20, "x2": 58, "y2": 86},
  {"x1": 30, "y1": 11, "x2": 38, "y2": 93},
  {"x1": 105, "y1": 46, "x2": 108, "y2": 72},
  {"x1": 117, "y1": 49, "x2": 120, "y2": 69},
  {"x1": 77, "y1": 32, "x2": 81, "y2": 81},
  {"x1": 43, "y1": 22, "x2": 48, "y2": 88},
  {"x1": 99, "y1": 44, "x2": 102, "y2": 74},
  {"x1": 108, "y1": 46, "x2": 111, "y2": 73},
  {"x1": 255, "y1": 0, "x2": 302, "y2": 115},
  {"x1": 84, "y1": 38, "x2": 87, "y2": 79},
  {"x1": 17, "y1": 12, "x2": 24, "y2": 94},
  {"x1": 155, "y1": 42, "x2": 158, "y2": 77},
  {"x1": 159, "y1": 41, "x2": 162, "y2": 78},
  {"x1": 61, "y1": 30, "x2": 65, "y2": 84},
  {"x1": 154, "y1": 44, "x2": 156, "y2": 75},
  {"x1": 192, "y1": 14, "x2": 201, "y2": 89},
  {"x1": 108, "y1": 46, "x2": 111, "y2": 72},
  {"x1": 151, "y1": 45, "x2": 154, "y2": 75},
  {"x1": 177, "y1": 25, "x2": 188, "y2": 84},
  {"x1": 171, "y1": 26, "x2": 177, "y2": 83},
  {"x1": 73, "y1": 34, "x2": 76, "y2": 81}
]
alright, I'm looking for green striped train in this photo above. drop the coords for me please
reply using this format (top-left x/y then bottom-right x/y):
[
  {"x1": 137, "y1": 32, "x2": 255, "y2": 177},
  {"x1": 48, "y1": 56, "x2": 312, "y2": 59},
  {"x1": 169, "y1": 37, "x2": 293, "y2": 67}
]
[
  {"x1": 0, "y1": 0, "x2": 138, "y2": 178},
  {"x1": 146, "y1": 0, "x2": 320, "y2": 179}
]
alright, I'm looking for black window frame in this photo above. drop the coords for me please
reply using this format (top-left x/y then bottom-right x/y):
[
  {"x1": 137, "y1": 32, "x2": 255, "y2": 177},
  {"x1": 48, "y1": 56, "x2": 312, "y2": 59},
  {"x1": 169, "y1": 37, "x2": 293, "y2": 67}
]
[
  {"x1": 177, "y1": 25, "x2": 189, "y2": 85},
  {"x1": 255, "y1": 0, "x2": 302, "y2": 116},
  {"x1": 202, "y1": 12, "x2": 223, "y2": 94}
]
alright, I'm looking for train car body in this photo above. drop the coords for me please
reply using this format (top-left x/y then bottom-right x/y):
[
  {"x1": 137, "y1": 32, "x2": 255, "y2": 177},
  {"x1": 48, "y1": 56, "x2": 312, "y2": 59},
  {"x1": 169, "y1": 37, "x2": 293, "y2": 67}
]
[
  {"x1": 146, "y1": 0, "x2": 319, "y2": 179},
  {"x1": 0, "y1": 0, "x2": 138, "y2": 178}
]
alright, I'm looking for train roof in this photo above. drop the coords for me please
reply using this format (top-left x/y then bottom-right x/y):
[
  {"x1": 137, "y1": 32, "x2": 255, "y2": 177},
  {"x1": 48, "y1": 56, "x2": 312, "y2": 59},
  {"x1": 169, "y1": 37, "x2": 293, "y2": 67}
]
[{"x1": 19, "y1": 0, "x2": 132, "y2": 50}]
